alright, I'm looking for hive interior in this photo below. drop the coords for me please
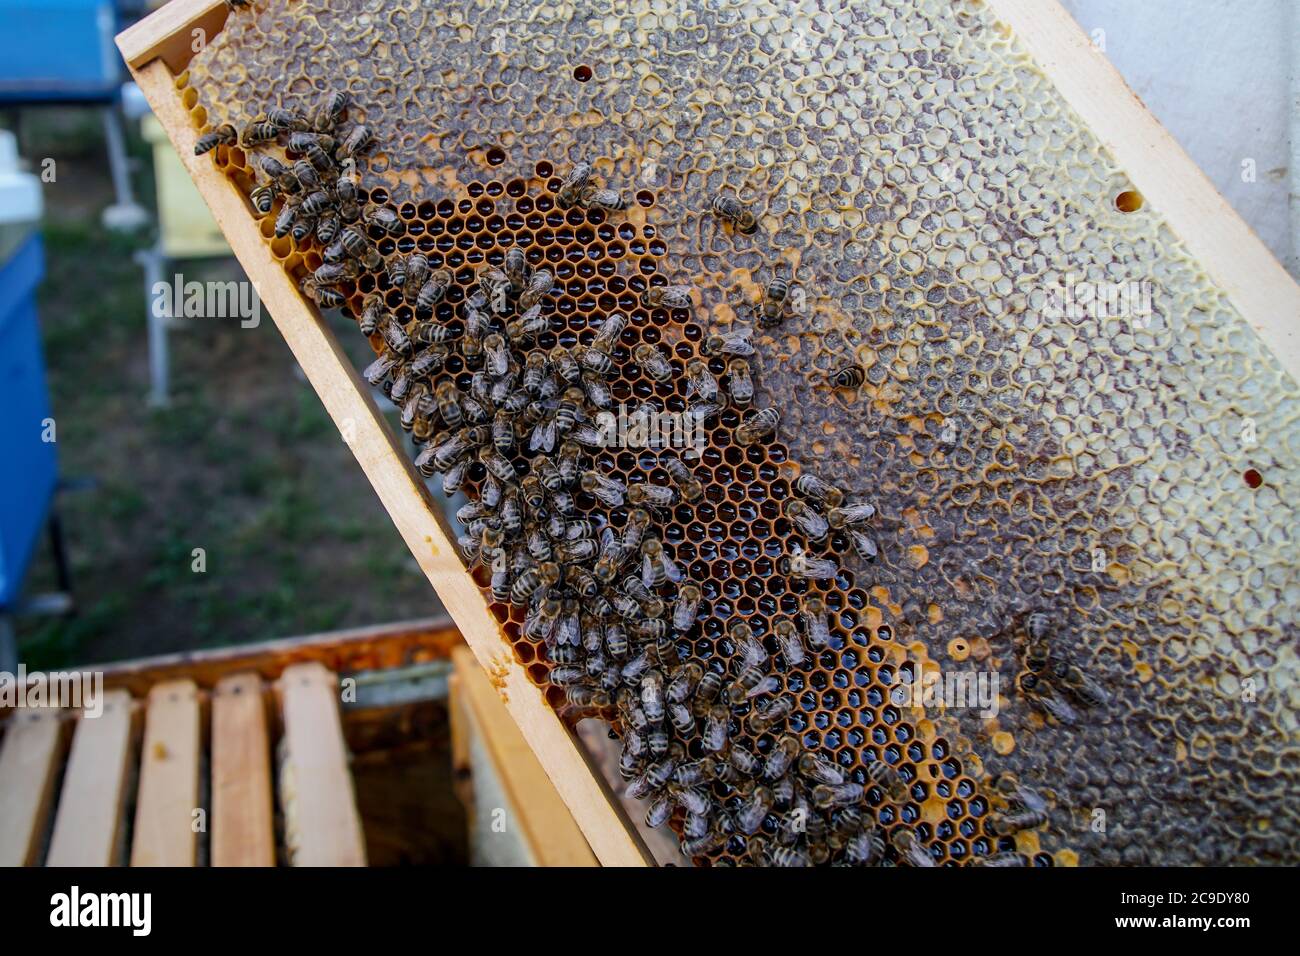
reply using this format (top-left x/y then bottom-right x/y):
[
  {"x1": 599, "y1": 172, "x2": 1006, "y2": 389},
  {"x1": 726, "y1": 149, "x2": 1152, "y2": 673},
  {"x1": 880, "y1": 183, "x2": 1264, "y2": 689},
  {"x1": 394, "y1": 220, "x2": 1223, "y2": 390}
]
[{"x1": 175, "y1": 0, "x2": 1299, "y2": 865}]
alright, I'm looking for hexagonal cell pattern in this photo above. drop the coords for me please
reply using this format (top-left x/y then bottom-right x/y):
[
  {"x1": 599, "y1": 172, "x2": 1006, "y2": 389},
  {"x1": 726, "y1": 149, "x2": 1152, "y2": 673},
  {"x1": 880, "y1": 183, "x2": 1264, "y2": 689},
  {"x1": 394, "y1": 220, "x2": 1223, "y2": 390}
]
[{"x1": 177, "y1": 0, "x2": 1299, "y2": 866}]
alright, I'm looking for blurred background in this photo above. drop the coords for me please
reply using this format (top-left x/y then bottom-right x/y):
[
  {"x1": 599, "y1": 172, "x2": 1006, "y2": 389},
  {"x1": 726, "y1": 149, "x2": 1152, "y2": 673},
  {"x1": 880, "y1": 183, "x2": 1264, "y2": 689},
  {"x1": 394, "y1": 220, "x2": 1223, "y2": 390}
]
[
  {"x1": 0, "y1": 0, "x2": 1294, "y2": 676},
  {"x1": 2, "y1": 0, "x2": 442, "y2": 674}
]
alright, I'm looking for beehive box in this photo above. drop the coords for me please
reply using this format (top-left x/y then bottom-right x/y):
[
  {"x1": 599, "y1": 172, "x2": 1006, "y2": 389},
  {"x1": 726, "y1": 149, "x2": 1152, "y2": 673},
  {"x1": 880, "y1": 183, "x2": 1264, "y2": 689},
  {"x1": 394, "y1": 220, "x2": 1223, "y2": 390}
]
[{"x1": 118, "y1": 0, "x2": 1300, "y2": 866}]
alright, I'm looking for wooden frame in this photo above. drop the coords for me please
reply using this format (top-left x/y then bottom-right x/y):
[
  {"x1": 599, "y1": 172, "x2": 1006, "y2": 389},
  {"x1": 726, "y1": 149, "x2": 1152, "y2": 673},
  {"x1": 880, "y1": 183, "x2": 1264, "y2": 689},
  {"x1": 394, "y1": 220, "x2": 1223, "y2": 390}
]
[{"x1": 117, "y1": 0, "x2": 1300, "y2": 867}]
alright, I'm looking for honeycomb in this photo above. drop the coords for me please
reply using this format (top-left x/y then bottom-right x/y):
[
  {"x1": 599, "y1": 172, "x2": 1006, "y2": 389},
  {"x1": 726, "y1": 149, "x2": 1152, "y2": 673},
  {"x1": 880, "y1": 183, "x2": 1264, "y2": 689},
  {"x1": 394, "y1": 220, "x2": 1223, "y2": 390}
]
[{"x1": 175, "y1": 0, "x2": 1300, "y2": 865}]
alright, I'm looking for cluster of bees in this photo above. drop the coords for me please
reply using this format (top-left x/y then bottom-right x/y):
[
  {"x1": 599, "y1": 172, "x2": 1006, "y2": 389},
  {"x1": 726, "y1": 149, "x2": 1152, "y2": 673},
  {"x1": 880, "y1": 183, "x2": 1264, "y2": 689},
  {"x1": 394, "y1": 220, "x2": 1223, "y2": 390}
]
[{"x1": 195, "y1": 56, "x2": 1031, "y2": 864}]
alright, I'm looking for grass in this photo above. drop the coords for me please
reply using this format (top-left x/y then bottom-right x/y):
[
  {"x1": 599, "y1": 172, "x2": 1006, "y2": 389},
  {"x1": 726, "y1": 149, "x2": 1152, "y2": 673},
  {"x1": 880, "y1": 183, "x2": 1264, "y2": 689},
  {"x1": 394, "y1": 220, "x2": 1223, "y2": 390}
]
[{"x1": 12, "y1": 107, "x2": 442, "y2": 669}]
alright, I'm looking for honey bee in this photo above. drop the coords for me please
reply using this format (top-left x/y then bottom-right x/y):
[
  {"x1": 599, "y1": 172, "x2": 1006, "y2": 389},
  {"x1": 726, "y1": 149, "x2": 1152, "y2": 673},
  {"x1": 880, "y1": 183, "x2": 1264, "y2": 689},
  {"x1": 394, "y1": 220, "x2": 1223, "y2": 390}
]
[
  {"x1": 990, "y1": 784, "x2": 1048, "y2": 835},
  {"x1": 627, "y1": 483, "x2": 677, "y2": 511},
  {"x1": 290, "y1": 215, "x2": 316, "y2": 243},
  {"x1": 416, "y1": 270, "x2": 451, "y2": 313},
  {"x1": 756, "y1": 275, "x2": 788, "y2": 327},
  {"x1": 892, "y1": 829, "x2": 937, "y2": 867},
  {"x1": 763, "y1": 736, "x2": 800, "y2": 781},
  {"x1": 556, "y1": 161, "x2": 592, "y2": 209},
  {"x1": 519, "y1": 269, "x2": 555, "y2": 312},
  {"x1": 194, "y1": 123, "x2": 237, "y2": 155},
  {"x1": 479, "y1": 445, "x2": 517, "y2": 483},
  {"x1": 812, "y1": 782, "x2": 865, "y2": 810},
  {"x1": 497, "y1": 247, "x2": 529, "y2": 295},
  {"x1": 288, "y1": 130, "x2": 334, "y2": 152},
  {"x1": 291, "y1": 159, "x2": 323, "y2": 192},
  {"x1": 575, "y1": 344, "x2": 612, "y2": 377},
  {"x1": 800, "y1": 594, "x2": 831, "y2": 648},
  {"x1": 622, "y1": 507, "x2": 651, "y2": 555},
  {"x1": 1026, "y1": 611, "x2": 1053, "y2": 642},
  {"x1": 434, "y1": 379, "x2": 463, "y2": 428},
  {"x1": 748, "y1": 695, "x2": 794, "y2": 734},
  {"x1": 592, "y1": 311, "x2": 627, "y2": 351},
  {"x1": 1056, "y1": 661, "x2": 1110, "y2": 708},
  {"x1": 641, "y1": 538, "x2": 682, "y2": 588},
  {"x1": 507, "y1": 305, "x2": 548, "y2": 343},
  {"x1": 300, "y1": 277, "x2": 344, "y2": 309},
  {"x1": 312, "y1": 90, "x2": 351, "y2": 132},
  {"x1": 849, "y1": 530, "x2": 879, "y2": 561},
  {"x1": 313, "y1": 259, "x2": 359, "y2": 287},
  {"x1": 844, "y1": 828, "x2": 886, "y2": 867},
  {"x1": 274, "y1": 198, "x2": 301, "y2": 238},
  {"x1": 734, "y1": 786, "x2": 774, "y2": 836},
  {"x1": 267, "y1": 107, "x2": 309, "y2": 132},
  {"x1": 794, "y1": 473, "x2": 843, "y2": 508},
  {"x1": 833, "y1": 363, "x2": 865, "y2": 390},
  {"x1": 334, "y1": 158, "x2": 359, "y2": 203},
  {"x1": 701, "y1": 704, "x2": 730, "y2": 752},
  {"x1": 240, "y1": 118, "x2": 280, "y2": 148},
  {"x1": 661, "y1": 455, "x2": 703, "y2": 502},
  {"x1": 972, "y1": 852, "x2": 1028, "y2": 867},
  {"x1": 510, "y1": 561, "x2": 559, "y2": 605},
  {"x1": 826, "y1": 501, "x2": 876, "y2": 529},
  {"x1": 315, "y1": 212, "x2": 339, "y2": 244},
  {"x1": 1020, "y1": 673, "x2": 1079, "y2": 726},
  {"x1": 671, "y1": 585, "x2": 702, "y2": 632},
  {"x1": 580, "y1": 471, "x2": 626, "y2": 508},
  {"x1": 358, "y1": 293, "x2": 386, "y2": 336},
  {"x1": 664, "y1": 662, "x2": 702, "y2": 704},
  {"x1": 409, "y1": 346, "x2": 444, "y2": 384},
  {"x1": 685, "y1": 358, "x2": 718, "y2": 401},
  {"x1": 363, "y1": 203, "x2": 403, "y2": 235},
  {"x1": 703, "y1": 326, "x2": 755, "y2": 357},
  {"x1": 381, "y1": 250, "x2": 419, "y2": 299},
  {"x1": 249, "y1": 180, "x2": 278, "y2": 215},
  {"x1": 711, "y1": 193, "x2": 758, "y2": 233},
  {"x1": 866, "y1": 758, "x2": 909, "y2": 802},
  {"x1": 633, "y1": 343, "x2": 672, "y2": 382},
  {"x1": 300, "y1": 189, "x2": 334, "y2": 217},
  {"x1": 582, "y1": 375, "x2": 613, "y2": 410},
  {"x1": 641, "y1": 284, "x2": 692, "y2": 311},
  {"x1": 798, "y1": 752, "x2": 845, "y2": 786},
  {"x1": 335, "y1": 122, "x2": 373, "y2": 158},
  {"x1": 787, "y1": 500, "x2": 829, "y2": 542},
  {"x1": 736, "y1": 406, "x2": 779, "y2": 446},
  {"x1": 726, "y1": 357, "x2": 754, "y2": 407},
  {"x1": 580, "y1": 186, "x2": 629, "y2": 212},
  {"x1": 774, "y1": 618, "x2": 806, "y2": 668}
]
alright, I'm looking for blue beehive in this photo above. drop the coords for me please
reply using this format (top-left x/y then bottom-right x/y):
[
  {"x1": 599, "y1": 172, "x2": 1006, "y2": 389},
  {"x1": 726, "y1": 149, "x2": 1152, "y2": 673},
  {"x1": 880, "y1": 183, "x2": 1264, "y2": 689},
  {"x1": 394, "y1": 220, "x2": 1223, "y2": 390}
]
[
  {"x1": 0, "y1": 235, "x2": 56, "y2": 608},
  {"x1": 0, "y1": 0, "x2": 120, "y2": 103}
]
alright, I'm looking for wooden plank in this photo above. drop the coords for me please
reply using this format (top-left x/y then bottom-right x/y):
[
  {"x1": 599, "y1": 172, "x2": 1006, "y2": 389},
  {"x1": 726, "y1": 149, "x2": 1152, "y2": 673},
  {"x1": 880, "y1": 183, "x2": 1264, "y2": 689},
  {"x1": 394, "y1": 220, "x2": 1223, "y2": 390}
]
[
  {"x1": 47, "y1": 690, "x2": 136, "y2": 867},
  {"x1": 986, "y1": 0, "x2": 1300, "y2": 385},
  {"x1": 211, "y1": 673, "x2": 275, "y2": 867},
  {"x1": 93, "y1": 615, "x2": 459, "y2": 698},
  {"x1": 0, "y1": 709, "x2": 66, "y2": 866},
  {"x1": 277, "y1": 662, "x2": 366, "y2": 866},
  {"x1": 452, "y1": 647, "x2": 597, "y2": 868},
  {"x1": 130, "y1": 680, "x2": 201, "y2": 867},
  {"x1": 117, "y1": 0, "x2": 229, "y2": 72},
  {"x1": 123, "y1": 45, "x2": 653, "y2": 867}
]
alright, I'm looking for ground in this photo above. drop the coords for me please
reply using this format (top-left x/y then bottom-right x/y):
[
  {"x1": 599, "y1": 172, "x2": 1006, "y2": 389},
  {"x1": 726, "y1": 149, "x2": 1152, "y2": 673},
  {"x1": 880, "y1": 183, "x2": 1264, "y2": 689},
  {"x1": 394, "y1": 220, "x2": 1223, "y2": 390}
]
[{"x1": 10, "y1": 107, "x2": 443, "y2": 668}]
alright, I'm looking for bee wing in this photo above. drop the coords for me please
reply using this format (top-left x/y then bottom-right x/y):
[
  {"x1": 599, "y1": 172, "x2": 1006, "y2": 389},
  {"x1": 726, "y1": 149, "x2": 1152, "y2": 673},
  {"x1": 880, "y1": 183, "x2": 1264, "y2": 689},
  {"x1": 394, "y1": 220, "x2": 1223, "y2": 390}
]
[
  {"x1": 662, "y1": 553, "x2": 683, "y2": 584},
  {"x1": 642, "y1": 553, "x2": 656, "y2": 590}
]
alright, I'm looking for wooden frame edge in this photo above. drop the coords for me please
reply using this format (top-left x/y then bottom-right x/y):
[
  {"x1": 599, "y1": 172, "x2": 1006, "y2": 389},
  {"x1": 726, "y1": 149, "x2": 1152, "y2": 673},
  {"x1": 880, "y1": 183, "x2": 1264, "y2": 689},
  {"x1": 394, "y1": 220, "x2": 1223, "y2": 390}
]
[{"x1": 117, "y1": 19, "x2": 652, "y2": 865}]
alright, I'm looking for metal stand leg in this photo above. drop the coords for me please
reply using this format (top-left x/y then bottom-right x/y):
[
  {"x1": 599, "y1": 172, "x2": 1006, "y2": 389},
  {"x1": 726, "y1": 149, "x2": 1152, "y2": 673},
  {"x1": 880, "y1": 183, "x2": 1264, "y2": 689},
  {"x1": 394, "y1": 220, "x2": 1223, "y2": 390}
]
[
  {"x1": 136, "y1": 244, "x2": 171, "y2": 407},
  {"x1": 0, "y1": 614, "x2": 16, "y2": 675},
  {"x1": 100, "y1": 106, "x2": 148, "y2": 231},
  {"x1": 48, "y1": 510, "x2": 74, "y2": 599}
]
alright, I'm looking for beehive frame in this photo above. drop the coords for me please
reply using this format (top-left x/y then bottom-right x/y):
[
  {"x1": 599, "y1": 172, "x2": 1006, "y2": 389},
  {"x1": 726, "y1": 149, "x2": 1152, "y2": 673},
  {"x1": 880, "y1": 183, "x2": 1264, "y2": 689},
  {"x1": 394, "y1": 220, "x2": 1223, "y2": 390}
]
[{"x1": 117, "y1": 0, "x2": 1300, "y2": 866}]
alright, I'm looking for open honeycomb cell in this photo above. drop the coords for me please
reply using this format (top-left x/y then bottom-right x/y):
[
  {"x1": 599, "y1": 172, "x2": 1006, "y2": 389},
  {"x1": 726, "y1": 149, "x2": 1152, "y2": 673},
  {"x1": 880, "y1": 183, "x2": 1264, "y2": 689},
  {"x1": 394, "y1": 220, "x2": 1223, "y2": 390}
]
[{"x1": 179, "y1": 0, "x2": 1299, "y2": 865}]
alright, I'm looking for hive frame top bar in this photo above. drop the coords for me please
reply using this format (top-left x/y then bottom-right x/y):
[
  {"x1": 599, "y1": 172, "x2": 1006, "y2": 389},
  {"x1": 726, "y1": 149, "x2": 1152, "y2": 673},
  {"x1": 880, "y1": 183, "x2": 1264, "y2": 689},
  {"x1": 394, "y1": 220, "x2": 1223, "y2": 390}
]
[{"x1": 116, "y1": 0, "x2": 1300, "y2": 867}]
